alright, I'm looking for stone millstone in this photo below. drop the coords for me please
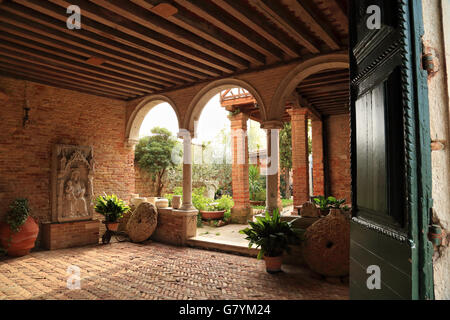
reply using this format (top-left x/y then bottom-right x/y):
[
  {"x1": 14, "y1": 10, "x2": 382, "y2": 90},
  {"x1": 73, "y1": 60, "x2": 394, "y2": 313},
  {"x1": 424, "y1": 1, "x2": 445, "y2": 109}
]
[
  {"x1": 126, "y1": 202, "x2": 158, "y2": 243},
  {"x1": 302, "y1": 209, "x2": 350, "y2": 277}
]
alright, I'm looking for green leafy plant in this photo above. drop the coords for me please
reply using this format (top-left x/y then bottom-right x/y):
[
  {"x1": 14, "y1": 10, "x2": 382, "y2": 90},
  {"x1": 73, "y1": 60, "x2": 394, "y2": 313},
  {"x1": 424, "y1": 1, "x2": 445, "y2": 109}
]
[
  {"x1": 94, "y1": 194, "x2": 130, "y2": 223},
  {"x1": 6, "y1": 199, "x2": 31, "y2": 233},
  {"x1": 327, "y1": 196, "x2": 346, "y2": 209},
  {"x1": 240, "y1": 209, "x2": 302, "y2": 259},
  {"x1": 249, "y1": 165, "x2": 263, "y2": 201},
  {"x1": 312, "y1": 195, "x2": 330, "y2": 210}
]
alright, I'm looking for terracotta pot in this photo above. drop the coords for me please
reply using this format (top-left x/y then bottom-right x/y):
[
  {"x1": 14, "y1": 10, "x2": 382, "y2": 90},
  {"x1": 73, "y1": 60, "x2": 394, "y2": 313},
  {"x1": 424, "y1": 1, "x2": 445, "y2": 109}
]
[
  {"x1": 0, "y1": 216, "x2": 39, "y2": 257},
  {"x1": 263, "y1": 255, "x2": 283, "y2": 273},
  {"x1": 103, "y1": 221, "x2": 119, "y2": 231},
  {"x1": 200, "y1": 210, "x2": 225, "y2": 220},
  {"x1": 172, "y1": 195, "x2": 182, "y2": 209}
]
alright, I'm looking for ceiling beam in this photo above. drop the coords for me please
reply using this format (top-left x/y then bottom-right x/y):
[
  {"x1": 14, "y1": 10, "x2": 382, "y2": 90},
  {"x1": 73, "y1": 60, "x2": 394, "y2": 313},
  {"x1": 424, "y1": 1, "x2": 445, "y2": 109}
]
[
  {"x1": 168, "y1": 0, "x2": 284, "y2": 61},
  {"x1": 137, "y1": 0, "x2": 267, "y2": 66},
  {"x1": 281, "y1": 0, "x2": 340, "y2": 50},
  {"x1": 74, "y1": 0, "x2": 244, "y2": 71},
  {"x1": 248, "y1": 0, "x2": 320, "y2": 54},
  {"x1": 211, "y1": 0, "x2": 303, "y2": 58},
  {"x1": 0, "y1": 21, "x2": 181, "y2": 87},
  {"x1": 11, "y1": 0, "x2": 225, "y2": 77}
]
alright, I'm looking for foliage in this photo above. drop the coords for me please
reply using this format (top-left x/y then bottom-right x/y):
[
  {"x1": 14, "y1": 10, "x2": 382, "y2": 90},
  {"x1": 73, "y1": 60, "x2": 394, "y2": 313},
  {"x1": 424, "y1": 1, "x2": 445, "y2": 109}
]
[
  {"x1": 5, "y1": 199, "x2": 30, "y2": 233},
  {"x1": 94, "y1": 194, "x2": 130, "y2": 223},
  {"x1": 135, "y1": 127, "x2": 180, "y2": 196},
  {"x1": 249, "y1": 165, "x2": 263, "y2": 201},
  {"x1": 313, "y1": 195, "x2": 347, "y2": 210},
  {"x1": 208, "y1": 195, "x2": 234, "y2": 214},
  {"x1": 240, "y1": 209, "x2": 302, "y2": 259},
  {"x1": 279, "y1": 123, "x2": 292, "y2": 171},
  {"x1": 281, "y1": 199, "x2": 293, "y2": 207}
]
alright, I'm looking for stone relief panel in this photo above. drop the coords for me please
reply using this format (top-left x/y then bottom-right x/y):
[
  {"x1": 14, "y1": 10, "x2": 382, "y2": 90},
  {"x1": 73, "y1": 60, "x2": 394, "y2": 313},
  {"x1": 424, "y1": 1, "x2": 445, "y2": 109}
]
[{"x1": 51, "y1": 145, "x2": 94, "y2": 222}]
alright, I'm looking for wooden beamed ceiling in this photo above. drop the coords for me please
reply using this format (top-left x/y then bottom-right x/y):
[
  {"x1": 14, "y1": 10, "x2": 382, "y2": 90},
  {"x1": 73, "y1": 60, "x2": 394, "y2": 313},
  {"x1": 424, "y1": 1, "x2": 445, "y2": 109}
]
[
  {"x1": 0, "y1": 0, "x2": 349, "y2": 101},
  {"x1": 296, "y1": 69, "x2": 350, "y2": 116}
]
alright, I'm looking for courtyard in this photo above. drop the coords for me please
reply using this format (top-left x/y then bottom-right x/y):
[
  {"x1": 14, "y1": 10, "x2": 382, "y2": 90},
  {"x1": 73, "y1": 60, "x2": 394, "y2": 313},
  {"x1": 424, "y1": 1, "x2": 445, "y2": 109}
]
[{"x1": 0, "y1": 242, "x2": 348, "y2": 300}]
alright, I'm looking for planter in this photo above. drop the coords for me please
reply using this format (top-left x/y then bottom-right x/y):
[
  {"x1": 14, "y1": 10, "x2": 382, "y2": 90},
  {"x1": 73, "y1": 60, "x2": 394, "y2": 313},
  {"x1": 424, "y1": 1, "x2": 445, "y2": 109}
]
[
  {"x1": 263, "y1": 255, "x2": 283, "y2": 274},
  {"x1": 103, "y1": 221, "x2": 119, "y2": 231},
  {"x1": 320, "y1": 209, "x2": 330, "y2": 216},
  {"x1": 200, "y1": 210, "x2": 225, "y2": 220},
  {"x1": 0, "y1": 216, "x2": 39, "y2": 257},
  {"x1": 250, "y1": 200, "x2": 265, "y2": 206}
]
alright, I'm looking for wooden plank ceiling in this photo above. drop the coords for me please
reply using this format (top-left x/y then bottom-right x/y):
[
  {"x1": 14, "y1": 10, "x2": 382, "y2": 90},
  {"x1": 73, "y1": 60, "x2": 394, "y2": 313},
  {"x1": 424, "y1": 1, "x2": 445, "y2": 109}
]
[{"x1": 0, "y1": 0, "x2": 349, "y2": 105}]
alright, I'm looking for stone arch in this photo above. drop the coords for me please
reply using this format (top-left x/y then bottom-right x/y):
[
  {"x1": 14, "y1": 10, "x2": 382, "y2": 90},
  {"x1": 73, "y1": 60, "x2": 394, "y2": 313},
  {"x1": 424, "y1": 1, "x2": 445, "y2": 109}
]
[
  {"x1": 125, "y1": 95, "x2": 181, "y2": 144},
  {"x1": 269, "y1": 53, "x2": 349, "y2": 120},
  {"x1": 184, "y1": 78, "x2": 267, "y2": 137}
]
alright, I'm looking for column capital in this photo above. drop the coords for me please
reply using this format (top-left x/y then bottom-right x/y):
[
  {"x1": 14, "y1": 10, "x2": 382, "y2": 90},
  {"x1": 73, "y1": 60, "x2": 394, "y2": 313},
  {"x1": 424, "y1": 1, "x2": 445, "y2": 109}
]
[
  {"x1": 124, "y1": 138, "x2": 138, "y2": 148},
  {"x1": 261, "y1": 120, "x2": 284, "y2": 130},
  {"x1": 287, "y1": 107, "x2": 309, "y2": 117},
  {"x1": 228, "y1": 112, "x2": 249, "y2": 121}
]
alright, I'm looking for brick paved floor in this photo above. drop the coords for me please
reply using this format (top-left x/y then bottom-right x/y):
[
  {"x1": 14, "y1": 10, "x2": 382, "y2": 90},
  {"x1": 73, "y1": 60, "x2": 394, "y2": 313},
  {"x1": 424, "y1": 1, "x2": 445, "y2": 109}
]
[{"x1": 0, "y1": 241, "x2": 348, "y2": 300}]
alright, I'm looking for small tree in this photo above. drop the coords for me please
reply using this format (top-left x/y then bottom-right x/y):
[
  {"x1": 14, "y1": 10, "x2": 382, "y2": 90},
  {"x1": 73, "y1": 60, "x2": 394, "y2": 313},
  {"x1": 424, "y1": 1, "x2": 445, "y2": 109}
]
[{"x1": 135, "y1": 127, "x2": 179, "y2": 197}]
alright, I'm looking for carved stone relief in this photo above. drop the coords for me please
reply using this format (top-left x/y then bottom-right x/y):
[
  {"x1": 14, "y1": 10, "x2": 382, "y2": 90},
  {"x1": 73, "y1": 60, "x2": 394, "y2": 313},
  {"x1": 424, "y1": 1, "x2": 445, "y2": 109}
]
[{"x1": 51, "y1": 145, "x2": 94, "y2": 222}]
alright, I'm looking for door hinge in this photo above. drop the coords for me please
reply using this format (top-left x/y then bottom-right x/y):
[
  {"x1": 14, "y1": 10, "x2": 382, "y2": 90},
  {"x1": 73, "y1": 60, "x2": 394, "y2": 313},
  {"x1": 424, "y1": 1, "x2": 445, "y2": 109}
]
[{"x1": 422, "y1": 43, "x2": 439, "y2": 76}]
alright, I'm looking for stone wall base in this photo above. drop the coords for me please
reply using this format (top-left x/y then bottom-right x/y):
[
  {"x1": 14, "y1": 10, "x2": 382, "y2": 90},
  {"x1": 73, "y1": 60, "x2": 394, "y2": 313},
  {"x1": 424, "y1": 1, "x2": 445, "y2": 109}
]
[
  {"x1": 231, "y1": 207, "x2": 252, "y2": 224},
  {"x1": 41, "y1": 220, "x2": 100, "y2": 250},
  {"x1": 151, "y1": 208, "x2": 197, "y2": 246}
]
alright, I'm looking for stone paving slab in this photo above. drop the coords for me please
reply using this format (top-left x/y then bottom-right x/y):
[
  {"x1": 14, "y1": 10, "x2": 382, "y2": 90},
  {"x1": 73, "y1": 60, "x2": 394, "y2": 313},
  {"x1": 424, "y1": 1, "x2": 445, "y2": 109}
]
[{"x1": 0, "y1": 241, "x2": 348, "y2": 300}]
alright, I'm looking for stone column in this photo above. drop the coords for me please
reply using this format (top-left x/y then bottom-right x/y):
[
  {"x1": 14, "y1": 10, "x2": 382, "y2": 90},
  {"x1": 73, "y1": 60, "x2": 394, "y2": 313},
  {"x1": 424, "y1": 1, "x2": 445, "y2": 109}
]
[
  {"x1": 311, "y1": 119, "x2": 325, "y2": 196},
  {"x1": 261, "y1": 121, "x2": 283, "y2": 214},
  {"x1": 288, "y1": 108, "x2": 310, "y2": 207},
  {"x1": 228, "y1": 113, "x2": 251, "y2": 224},
  {"x1": 178, "y1": 130, "x2": 195, "y2": 211}
]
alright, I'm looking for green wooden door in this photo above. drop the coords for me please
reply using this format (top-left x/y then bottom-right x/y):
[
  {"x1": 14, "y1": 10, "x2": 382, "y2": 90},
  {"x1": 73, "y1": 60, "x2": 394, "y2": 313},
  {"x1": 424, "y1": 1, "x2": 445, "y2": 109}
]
[{"x1": 349, "y1": 0, "x2": 434, "y2": 299}]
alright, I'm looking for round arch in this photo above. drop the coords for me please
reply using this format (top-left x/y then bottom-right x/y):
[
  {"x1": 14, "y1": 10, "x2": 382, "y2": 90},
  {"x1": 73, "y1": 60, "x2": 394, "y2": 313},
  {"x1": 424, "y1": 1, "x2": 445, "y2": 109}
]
[
  {"x1": 125, "y1": 95, "x2": 181, "y2": 143},
  {"x1": 184, "y1": 78, "x2": 267, "y2": 137},
  {"x1": 269, "y1": 53, "x2": 349, "y2": 120}
]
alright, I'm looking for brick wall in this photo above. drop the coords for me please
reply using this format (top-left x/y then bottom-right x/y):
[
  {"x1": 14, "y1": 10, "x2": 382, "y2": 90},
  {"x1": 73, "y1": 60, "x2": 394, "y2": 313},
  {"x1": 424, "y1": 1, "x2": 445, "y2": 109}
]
[
  {"x1": 0, "y1": 77, "x2": 135, "y2": 226},
  {"x1": 324, "y1": 114, "x2": 351, "y2": 204}
]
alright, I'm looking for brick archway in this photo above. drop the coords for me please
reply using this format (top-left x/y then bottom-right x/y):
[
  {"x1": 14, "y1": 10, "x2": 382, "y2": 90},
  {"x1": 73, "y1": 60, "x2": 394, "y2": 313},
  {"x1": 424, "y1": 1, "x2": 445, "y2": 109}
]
[
  {"x1": 125, "y1": 95, "x2": 181, "y2": 145},
  {"x1": 269, "y1": 53, "x2": 349, "y2": 120},
  {"x1": 184, "y1": 78, "x2": 267, "y2": 137}
]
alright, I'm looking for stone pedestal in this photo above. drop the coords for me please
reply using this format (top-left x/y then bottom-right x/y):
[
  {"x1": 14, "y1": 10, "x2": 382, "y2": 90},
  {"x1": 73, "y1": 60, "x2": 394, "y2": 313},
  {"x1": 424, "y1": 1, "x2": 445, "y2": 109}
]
[
  {"x1": 151, "y1": 208, "x2": 198, "y2": 246},
  {"x1": 41, "y1": 220, "x2": 99, "y2": 250}
]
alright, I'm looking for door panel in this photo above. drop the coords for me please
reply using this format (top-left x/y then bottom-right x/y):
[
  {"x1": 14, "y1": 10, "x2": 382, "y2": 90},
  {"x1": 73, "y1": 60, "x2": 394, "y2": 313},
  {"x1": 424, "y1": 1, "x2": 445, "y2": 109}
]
[{"x1": 349, "y1": 0, "x2": 433, "y2": 299}]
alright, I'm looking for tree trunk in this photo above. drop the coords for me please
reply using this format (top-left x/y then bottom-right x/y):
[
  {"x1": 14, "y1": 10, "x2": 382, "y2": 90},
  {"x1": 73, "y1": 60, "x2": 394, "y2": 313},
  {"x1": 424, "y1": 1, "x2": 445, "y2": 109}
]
[{"x1": 285, "y1": 169, "x2": 291, "y2": 199}]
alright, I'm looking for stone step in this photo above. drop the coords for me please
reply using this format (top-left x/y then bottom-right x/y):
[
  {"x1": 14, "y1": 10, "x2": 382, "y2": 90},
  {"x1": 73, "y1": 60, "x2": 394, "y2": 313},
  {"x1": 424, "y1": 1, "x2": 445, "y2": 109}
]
[{"x1": 186, "y1": 236, "x2": 259, "y2": 258}]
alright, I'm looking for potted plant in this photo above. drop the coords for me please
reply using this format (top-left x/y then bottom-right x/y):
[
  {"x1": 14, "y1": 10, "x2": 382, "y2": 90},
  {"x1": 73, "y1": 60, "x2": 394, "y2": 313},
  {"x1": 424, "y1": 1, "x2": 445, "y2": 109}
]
[
  {"x1": 240, "y1": 209, "x2": 302, "y2": 273},
  {"x1": 200, "y1": 195, "x2": 234, "y2": 221},
  {"x1": 0, "y1": 199, "x2": 39, "y2": 257},
  {"x1": 94, "y1": 194, "x2": 130, "y2": 231}
]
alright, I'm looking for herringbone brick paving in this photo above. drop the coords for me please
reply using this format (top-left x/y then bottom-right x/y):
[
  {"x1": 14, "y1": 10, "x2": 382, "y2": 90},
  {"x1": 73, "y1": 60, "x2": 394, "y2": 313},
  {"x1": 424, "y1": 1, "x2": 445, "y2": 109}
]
[{"x1": 0, "y1": 242, "x2": 348, "y2": 300}]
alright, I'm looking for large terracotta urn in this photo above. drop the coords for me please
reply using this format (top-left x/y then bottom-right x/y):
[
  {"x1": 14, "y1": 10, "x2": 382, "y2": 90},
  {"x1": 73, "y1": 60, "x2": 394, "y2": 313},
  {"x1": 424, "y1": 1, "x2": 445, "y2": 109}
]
[{"x1": 0, "y1": 216, "x2": 39, "y2": 257}]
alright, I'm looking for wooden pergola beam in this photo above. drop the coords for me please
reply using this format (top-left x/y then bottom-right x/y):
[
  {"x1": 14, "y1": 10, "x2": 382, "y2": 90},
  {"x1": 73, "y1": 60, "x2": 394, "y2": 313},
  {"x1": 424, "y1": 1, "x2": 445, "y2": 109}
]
[
  {"x1": 248, "y1": 0, "x2": 321, "y2": 54},
  {"x1": 281, "y1": 0, "x2": 340, "y2": 50},
  {"x1": 168, "y1": 0, "x2": 284, "y2": 61},
  {"x1": 211, "y1": 0, "x2": 303, "y2": 58},
  {"x1": 12, "y1": 0, "x2": 225, "y2": 77}
]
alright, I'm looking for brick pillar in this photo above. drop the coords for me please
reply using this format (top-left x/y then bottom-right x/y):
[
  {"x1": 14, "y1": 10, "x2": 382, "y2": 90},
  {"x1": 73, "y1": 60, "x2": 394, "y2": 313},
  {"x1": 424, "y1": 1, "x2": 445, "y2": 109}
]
[
  {"x1": 228, "y1": 113, "x2": 251, "y2": 224},
  {"x1": 311, "y1": 119, "x2": 325, "y2": 196},
  {"x1": 289, "y1": 108, "x2": 310, "y2": 207}
]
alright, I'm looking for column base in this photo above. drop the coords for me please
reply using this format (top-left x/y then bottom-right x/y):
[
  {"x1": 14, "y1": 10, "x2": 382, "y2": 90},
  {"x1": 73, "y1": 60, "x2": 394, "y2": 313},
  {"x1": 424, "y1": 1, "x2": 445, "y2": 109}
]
[{"x1": 231, "y1": 207, "x2": 252, "y2": 224}]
